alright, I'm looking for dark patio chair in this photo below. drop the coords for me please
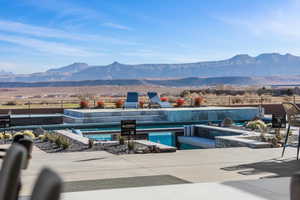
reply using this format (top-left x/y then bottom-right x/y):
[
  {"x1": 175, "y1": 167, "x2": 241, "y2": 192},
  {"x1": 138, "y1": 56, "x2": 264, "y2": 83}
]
[
  {"x1": 0, "y1": 144, "x2": 27, "y2": 200},
  {"x1": 30, "y1": 168, "x2": 63, "y2": 200},
  {"x1": 282, "y1": 102, "x2": 300, "y2": 159}
]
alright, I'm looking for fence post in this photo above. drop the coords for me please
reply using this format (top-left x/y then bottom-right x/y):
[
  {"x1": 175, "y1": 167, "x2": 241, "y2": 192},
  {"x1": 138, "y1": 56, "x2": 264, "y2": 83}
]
[
  {"x1": 294, "y1": 95, "x2": 296, "y2": 104},
  {"x1": 28, "y1": 101, "x2": 31, "y2": 117}
]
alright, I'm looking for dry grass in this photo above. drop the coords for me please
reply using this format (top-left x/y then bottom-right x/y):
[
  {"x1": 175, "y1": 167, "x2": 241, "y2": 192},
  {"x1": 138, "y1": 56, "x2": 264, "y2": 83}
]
[{"x1": 0, "y1": 85, "x2": 297, "y2": 109}]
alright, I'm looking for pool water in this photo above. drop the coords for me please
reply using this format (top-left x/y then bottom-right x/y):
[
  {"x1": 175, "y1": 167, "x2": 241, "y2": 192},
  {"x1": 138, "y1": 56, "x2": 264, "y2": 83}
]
[
  {"x1": 148, "y1": 132, "x2": 175, "y2": 147},
  {"x1": 85, "y1": 132, "x2": 201, "y2": 150}
]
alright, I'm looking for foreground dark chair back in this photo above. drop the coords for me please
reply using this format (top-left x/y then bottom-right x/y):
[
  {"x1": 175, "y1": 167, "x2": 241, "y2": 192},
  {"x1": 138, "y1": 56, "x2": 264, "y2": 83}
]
[
  {"x1": 30, "y1": 168, "x2": 63, "y2": 200},
  {"x1": 0, "y1": 144, "x2": 27, "y2": 200},
  {"x1": 291, "y1": 172, "x2": 300, "y2": 200},
  {"x1": 282, "y1": 102, "x2": 300, "y2": 159}
]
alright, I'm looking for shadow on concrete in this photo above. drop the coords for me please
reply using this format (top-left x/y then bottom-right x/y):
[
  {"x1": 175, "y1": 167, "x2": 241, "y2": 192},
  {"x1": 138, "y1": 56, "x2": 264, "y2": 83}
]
[
  {"x1": 73, "y1": 157, "x2": 107, "y2": 162},
  {"x1": 221, "y1": 158, "x2": 300, "y2": 178}
]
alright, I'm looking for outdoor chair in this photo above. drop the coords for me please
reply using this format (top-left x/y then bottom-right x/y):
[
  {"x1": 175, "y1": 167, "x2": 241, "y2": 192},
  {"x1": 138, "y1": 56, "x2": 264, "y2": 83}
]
[
  {"x1": 147, "y1": 92, "x2": 172, "y2": 108},
  {"x1": 0, "y1": 144, "x2": 27, "y2": 200},
  {"x1": 0, "y1": 135, "x2": 33, "y2": 169},
  {"x1": 30, "y1": 168, "x2": 63, "y2": 200},
  {"x1": 281, "y1": 102, "x2": 300, "y2": 159},
  {"x1": 124, "y1": 92, "x2": 139, "y2": 109}
]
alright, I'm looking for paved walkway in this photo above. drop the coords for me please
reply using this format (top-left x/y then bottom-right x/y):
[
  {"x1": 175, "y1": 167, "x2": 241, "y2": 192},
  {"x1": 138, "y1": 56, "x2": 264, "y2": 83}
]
[{"x1": 14, "y1": 145, "x2": 300, "y2": 196}]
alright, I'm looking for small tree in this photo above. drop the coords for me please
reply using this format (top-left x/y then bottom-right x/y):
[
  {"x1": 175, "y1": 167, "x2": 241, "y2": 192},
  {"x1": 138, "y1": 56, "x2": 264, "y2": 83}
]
[
  {"x1": 175, "y1": 98, "x2": 185, "y2": 107},
  {"x1": 194, "y1": 96, "x2": 204, "y2": 107},
  {"x1": 115, "y1": 99, "x2": 124, "y2": 108},
  {"x1": 80, "y1": 101, "x2": 89, "y2": 109},
  {"x1": 96, "y1": 100, "x2": 105, "y2": 108}
]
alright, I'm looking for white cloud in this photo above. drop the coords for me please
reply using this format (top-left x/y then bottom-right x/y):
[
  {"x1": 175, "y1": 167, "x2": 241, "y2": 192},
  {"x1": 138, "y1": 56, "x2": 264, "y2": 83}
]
[
  {"x1": 218, "y1": 0, "x2": 300, "y2": 39},
  {"x1": 102, "y1": 22, "x2": 132, "y2": 31},
  {"x1": 0, "y1": 19, "x2": 138, "y2": 45},
  {"x1": 0, "y1": 34, "x2": 105, "y2": 57}
]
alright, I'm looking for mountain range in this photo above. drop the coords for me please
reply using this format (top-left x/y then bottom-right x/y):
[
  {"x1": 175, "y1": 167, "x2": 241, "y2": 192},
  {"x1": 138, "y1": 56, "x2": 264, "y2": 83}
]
[{"x1": 1, "y1": 53, "x2": 300, "y2": 86}]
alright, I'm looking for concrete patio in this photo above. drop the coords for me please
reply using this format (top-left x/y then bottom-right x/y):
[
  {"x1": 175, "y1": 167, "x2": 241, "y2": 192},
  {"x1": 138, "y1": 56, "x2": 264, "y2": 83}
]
[{"x1": 10, "y1": 144, "x2": 300, "y2": 198}]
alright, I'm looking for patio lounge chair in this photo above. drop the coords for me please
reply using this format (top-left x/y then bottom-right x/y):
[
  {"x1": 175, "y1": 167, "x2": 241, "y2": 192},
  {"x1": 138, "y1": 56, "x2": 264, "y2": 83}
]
[
  {"x1": 282, "y1": 102, "x2": 300, "y2": 159},
  {"x1": 124, "y1": 92, "x2": 139, "y2": 109},
  {"x1": 0, "y1": 144, "x2": 27, "y2": 200},
  {"x1": 147, "y1": 92, "x2": 172, "y2": 108},
  {"x1": 30, "y1": 168, "x2": 62, "y2": 200}
]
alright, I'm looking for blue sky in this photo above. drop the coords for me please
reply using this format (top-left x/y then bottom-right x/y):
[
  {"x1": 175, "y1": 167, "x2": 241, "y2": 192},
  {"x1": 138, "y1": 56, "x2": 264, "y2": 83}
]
[{"x1": 0, "y1": 0, "x2": 299, "y2": 73}]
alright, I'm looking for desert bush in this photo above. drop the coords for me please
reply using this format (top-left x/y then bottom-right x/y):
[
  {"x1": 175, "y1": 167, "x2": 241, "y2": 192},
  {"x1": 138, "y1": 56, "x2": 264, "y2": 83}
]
[
  {"x1": 59, "y1": 136, "x2": 70, "y2": 149},
  {"x1": 194, "y1": 96, "x2": 204, "y2": 107},
  {"x1": 4, "y1": 101, "x2": 17, "y2": 106},
  {"x1": 38, "y1": 134, "x2": 46, "y2": 141},
  {"x1": 115, "y1": 99, "x2": 124, "y2": 108},
  {"x1": 127, "y1": 140, "x2": 135, "y2": 151},
  {"x1": 118, "y1": 136, "x2": 125, "y2": 145},
  {"x1": 96, "y1": 100, "x2": 105, "y2": 108},
  {"x1": 175, "y1": 98, "x2": 185, "y2": 107},
  {"x1": 23, "y1": 130, "x2": 36, "y2": 139},
  {"x1": 3, "y1": 133, "x2": 12, "y2": 140},
  {"x1": 80, "y1": 101, "x2": 89, "y2": 109},
  {"x1": 246, "y1": 120, "x2": 267, "y2": 131}
]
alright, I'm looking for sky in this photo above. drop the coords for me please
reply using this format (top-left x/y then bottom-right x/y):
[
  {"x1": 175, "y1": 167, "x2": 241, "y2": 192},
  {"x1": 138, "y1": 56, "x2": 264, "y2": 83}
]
[{"x1": 0, "y1": 0, "x2": 299, "y2": 73}]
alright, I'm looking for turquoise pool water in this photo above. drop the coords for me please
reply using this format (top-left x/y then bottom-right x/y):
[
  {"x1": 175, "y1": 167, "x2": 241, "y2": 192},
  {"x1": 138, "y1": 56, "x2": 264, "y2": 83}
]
[{"x1": 84, "y1": 132, "x2": 201, "y2": 150}]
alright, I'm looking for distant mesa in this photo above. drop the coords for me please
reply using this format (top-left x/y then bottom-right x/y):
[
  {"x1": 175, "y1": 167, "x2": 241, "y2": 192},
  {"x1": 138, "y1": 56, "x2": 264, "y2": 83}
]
[{"x1": 0, "y1": 53, "x2": 300, "y2": 83}]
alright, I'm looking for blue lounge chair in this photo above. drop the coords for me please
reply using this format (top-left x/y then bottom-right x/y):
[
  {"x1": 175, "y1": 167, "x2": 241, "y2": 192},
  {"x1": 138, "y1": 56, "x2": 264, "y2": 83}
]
[
  {"x1": 124, "y1": 92, "x2": 139, "y2": 109},
  {"x1": 147, "y1": 92, "x2": 172, "y2": 108}
]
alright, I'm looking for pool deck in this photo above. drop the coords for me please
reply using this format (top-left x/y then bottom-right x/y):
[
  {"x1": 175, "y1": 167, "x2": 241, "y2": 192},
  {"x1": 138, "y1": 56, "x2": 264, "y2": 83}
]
[{"x1": 4, "y1": 144, "x2": 298, "y2": 198}]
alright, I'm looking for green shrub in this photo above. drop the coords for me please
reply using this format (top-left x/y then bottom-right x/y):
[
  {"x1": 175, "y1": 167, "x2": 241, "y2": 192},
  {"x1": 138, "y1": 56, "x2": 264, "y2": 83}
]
[
  {"x1": 38, "y1": 134, "x2": 46, "y2": 141},
  {"x1": 246, "y1": 120, "x2": 267, "y2": 131},
  {"x1": 3, "y1": 133, "x2": 12, "y2": 140}
]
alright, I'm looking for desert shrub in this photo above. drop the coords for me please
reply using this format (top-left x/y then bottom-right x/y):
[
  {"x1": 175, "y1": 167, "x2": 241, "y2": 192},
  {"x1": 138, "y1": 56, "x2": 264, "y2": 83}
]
[
  {"x1": 127, "y1": 140, "x2": 135, "y2": 151},
  {"x1": 160, "y1": 97, "x2": 168, "y2": 102},
  {"x1": 4, "y1": 101, "x2": 17, "y2": 106},
  {"x1": 23, "y1": 130, "x2": 36, "y2": 139},
  {"x1": 221, "y1": 117, "x2": 234, "y2": 127},
  {"x1": 118, "y1": 136, "x2": 125, "y2": 145},
  {"x1": 80, "y1": 101, "x2": 89, "y2": 109},
  {"x1": 38, "y1": 134, "x2": 46, "y2": 141},
  {"x1": 96, "y1": 100, "x2": 105, "y2": 108},
  {"x1": 246, "y1": 120, "x2": 267, "y2": 131},
  {"x1": 88, "y1": 139, "x2": 94, "y2": 148},
  {"x1": 59, "y1": 137, "x2": 70, "y2": 149},
  {"x1": 194, "y1": 96, "x2": 204, "y2": 107},
  {"x1": 115, "y1": 99, "x2": 124, "y2": 108},
  {"x1": 3, "y1": 133, "x2": 12, "y2": 140},
  {"x1": 175, "y1": 98, "x2": 185, "y2": 107}
]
